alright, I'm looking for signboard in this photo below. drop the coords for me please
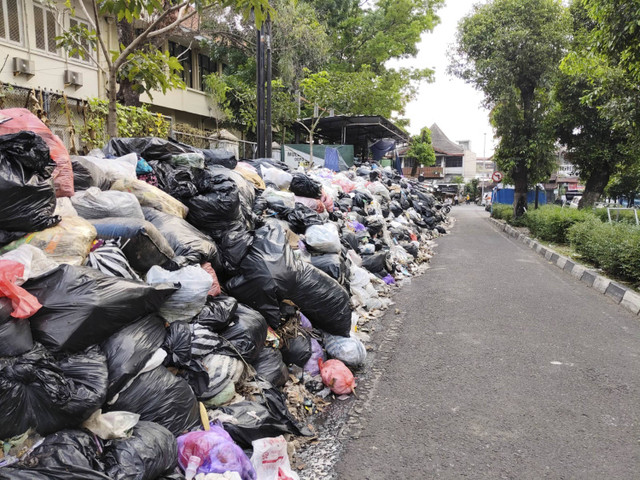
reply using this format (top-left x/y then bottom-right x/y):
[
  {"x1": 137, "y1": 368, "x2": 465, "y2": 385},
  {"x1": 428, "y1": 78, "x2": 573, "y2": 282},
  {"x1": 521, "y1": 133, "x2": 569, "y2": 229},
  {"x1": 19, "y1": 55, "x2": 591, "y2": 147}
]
[{"x1": 491, "y1": 171, "x2": 503, "y2": 183}]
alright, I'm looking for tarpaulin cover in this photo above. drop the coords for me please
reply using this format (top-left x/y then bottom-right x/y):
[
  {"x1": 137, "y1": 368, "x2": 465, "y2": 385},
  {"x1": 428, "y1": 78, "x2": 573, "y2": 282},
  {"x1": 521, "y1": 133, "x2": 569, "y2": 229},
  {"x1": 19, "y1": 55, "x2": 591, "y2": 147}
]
[
  {"x1": 0, "y1": 108, "x2": 74, "y2": 197},
  {"x1": 369, "y1": 139, "x2": 395, "y2": 161},
  {"x1": 103, "y1": 421, "x2": 178, "y2": 480},
  {"x1": 101, "y1": 314, "x2": 166, "y2": 399},
  {"x1": 0, "y1": 131, "x2": 59, "y2": 232},
  {"x1": 24, "y1": 264, "x2": 175, "y2": 353},
  {"x1": 0, "y1": 344, "x2": 108, "y2": 439},
  {"x1": 107, "y1": 365, "x2": 200, "y2": 436}
]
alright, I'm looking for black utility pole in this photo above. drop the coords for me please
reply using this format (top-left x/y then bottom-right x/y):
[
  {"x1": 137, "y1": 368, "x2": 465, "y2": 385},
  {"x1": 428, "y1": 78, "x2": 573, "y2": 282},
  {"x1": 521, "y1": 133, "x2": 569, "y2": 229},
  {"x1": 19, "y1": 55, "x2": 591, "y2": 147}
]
[
  {"x1": 256, "y1": 23, "x2": 265, "y2": 158},
  {"x1": 265, "y1": 16, "x2": 273, "y2": 158}
]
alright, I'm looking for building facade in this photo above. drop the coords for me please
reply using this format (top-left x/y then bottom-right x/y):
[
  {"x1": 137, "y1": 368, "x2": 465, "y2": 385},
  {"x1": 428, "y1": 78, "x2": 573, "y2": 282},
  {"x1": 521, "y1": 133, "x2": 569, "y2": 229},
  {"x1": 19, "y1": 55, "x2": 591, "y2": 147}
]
[{"x1": 0, "y1": 0, "x2": 223, "y2": 149}]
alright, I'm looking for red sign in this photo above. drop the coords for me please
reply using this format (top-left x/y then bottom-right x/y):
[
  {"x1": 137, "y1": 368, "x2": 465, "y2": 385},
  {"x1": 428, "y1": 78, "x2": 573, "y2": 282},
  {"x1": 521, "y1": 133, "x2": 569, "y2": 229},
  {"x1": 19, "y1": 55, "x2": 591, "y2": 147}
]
[{"x1": 491, "y1": 171, "x2": 503, "y2": 183}]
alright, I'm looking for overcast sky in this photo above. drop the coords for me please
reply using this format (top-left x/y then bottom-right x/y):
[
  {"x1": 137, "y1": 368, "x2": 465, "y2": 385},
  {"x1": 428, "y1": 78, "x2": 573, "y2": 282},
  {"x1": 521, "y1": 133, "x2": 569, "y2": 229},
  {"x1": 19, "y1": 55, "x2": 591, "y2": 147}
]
[{"x1": 388, "y1": 0, "x2": 496, "y2": 157}]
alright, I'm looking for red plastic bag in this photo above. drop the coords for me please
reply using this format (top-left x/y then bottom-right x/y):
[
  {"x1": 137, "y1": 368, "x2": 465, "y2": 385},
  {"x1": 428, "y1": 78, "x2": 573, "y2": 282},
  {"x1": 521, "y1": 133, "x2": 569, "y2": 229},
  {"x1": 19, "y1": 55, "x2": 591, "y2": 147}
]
[
  {"x1": 0, "y1": 260, "x2": 42, "y2": 318},
  {"x1": 201, "y1": 262, "x2": 221, "y2": 297},
  {"x1": 318, "y1": 358, "x2": 356, "y2": 395},
  {"x1": 0, "y1": 108, "x2": 74, "y2": 197}
]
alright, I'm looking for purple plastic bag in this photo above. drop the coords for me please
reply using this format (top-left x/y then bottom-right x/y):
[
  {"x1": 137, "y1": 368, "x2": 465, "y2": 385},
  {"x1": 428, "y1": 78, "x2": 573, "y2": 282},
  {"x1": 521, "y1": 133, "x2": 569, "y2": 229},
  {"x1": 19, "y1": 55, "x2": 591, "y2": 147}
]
[
  {"x1": 177, "y1": 424, "x2": 256, "y2": 480},
  {"x1": 348, "y1": 220, "x2": 366, "y2": 233},
  {"x1": 382, "y1": 274, "x2": 396, "y2": 285},
  {"x1": 304, "y1": 338, "x2": 326, "y2": 376},
  {"x1": 299, "y1": 313, "x2": 312, "y2": 330}
]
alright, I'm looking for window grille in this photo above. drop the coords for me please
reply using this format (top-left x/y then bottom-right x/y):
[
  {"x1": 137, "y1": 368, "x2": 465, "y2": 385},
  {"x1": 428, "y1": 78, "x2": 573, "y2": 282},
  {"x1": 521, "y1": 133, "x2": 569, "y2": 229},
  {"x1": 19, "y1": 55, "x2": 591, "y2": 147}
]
[
  {"x1": 69, "y1": 18, "x2": 92, "y2": 62},
  {"x1": 33, "y1": 5, "x2": 58, "y2": 53},
  {"x1": 0, "y1": 0, "x2": 23, "y2": 45}
]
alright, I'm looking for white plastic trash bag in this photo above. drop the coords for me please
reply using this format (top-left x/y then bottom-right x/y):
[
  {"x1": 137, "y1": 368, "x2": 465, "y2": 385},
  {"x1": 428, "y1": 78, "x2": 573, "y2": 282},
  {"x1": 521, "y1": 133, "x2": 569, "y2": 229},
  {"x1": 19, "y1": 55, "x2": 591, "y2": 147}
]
[
  {"x1": 0, "y1": 245, "x2": 58, "y2": 284},
  {"x1": 323, "y1": 332, "x2": 367, "y2": 367},
  {"x1": 146, "y1": 265, "x2": 212, "y2": 322},
  {"x1": 305, "y1": 223, "x2": 341, "y2": 253},
  {"x1": 71, "y1": 187, "x2": 144, "y2": 219},
  {"x1": 261, "y1": 165, "x2": 293, "y2": 190},
  {"x1": 54, "y1": 197, "x2": 78, "y2": 217},
  {"x1": 250, "y1": 436, "x2": 299, "y2": 480},
  {"x1": 263, "y1": 187, "x2": 295, "y2": 209},
  {"x1": 81, "y1": 153, "x2": 137, "y2": 183},
  {"x1": 82, "y1": 409, "x2": 140, "y2": 439}
]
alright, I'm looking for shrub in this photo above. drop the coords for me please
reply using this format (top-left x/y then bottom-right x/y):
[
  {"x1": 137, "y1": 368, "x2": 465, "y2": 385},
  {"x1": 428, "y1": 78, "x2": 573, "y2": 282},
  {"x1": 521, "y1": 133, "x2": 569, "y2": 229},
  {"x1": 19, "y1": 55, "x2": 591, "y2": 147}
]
[
  {"x1": 594, "y1": 208, "x2": 639, "y2": 225},
  {"x1": 524, "y1": 205, "x2": 595, "y2": 244},
  {"x1": 568, "y1": 218, "x2": 640, "y2": 284},
  {"x1": 491, "y1": 204, "x2": 513, "y2": 221}
]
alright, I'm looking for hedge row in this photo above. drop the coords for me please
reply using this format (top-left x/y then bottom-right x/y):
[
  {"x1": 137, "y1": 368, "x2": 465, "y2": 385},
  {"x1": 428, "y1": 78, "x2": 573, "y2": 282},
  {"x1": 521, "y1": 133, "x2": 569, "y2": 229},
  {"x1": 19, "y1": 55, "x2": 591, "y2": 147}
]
[{"x1": 524, "y1": 206, "x2": 595, "y2": 244}]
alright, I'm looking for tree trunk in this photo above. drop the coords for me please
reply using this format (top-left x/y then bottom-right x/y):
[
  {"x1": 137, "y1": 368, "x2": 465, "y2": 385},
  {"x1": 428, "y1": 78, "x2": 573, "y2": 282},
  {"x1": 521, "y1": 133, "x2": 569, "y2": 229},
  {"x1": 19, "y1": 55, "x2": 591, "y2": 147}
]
[
  {"x1": 115, "y1": 20, "x2": 142, "y2": 107},
  {"x1": 513, "y1": 167, "x2": 528, "y2": 218},
  {"x1": 107, "y1": 69, "x2": 118, "y2": 139},
  {"x1": 410, "y1": 160, "x2": 418, "y2": 177},
  {"x1": 579, "y1": 170, "x2": 611, "y2": 209},
  {"x1": 308, "y1": 131, "x2": 313, "y2": 166}
]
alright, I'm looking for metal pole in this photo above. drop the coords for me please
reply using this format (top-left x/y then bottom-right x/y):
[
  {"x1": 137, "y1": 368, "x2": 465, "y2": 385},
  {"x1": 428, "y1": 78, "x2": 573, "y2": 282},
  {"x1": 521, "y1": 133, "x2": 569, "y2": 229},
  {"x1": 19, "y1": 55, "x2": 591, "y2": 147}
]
[
  {"x1": 256, "y1": 24, "x2": 265, "y2": 158},
  {"x1": 265, "y1": 16, "x2": 272, "y2": 158}
]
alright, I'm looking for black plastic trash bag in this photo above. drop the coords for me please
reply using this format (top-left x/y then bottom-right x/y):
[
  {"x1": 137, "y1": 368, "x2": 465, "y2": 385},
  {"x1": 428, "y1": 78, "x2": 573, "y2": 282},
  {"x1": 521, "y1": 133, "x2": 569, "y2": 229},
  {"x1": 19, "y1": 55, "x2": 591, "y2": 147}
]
[
  {"x1": 251, "y1": 347, "x2": 288, "y2": 387},
  {"x1": 193, "y1": 295, "x2": 238, "y2": 333},
  {"x1": 72, "y1": 156, "x2": 111, "y2": 191},
  {"x1": 0, "y1": 467, "x2": 111, "y2": 480},
  {"x1": 104, "y1": 137, "x2": 196, "y2": 162},
  {"x1": 0, "y1": 297, "x2": 33, "y2": 356},
  {"x1": 216, "y1": 384, "x2": 311, "y2": 449},
  {"x1": 101, "y1": 314, "x2": 166, "y2": 399},
  {"x1": 104, "y1": 421, "x2": 178, "y2": 480},
  {"x1": 90, "y1": 217, "x2": 176, "y2": 274},
  {"x1": 2, "y1": 429, "x2": 106, "y2": 478},
  {"x1": 389, "y1": 200, "x2": 403, "y2": 217},
  {"x1": 281, "y1": 204, "x2": 324, "y2": 234},
  {"x1": 219, "y1": 304, "x2": 268, "y2": 363},
  {"x1": 107, "y1": 365, "x2": 200, "y2": 436},
  {"x1": 202, "y1": 148, "x2": 237, "y2": 169},
  {"x1": 352, "y1": 190, "x2": 374, "y2": 209},
  {"x1": 0, "y1": 344, "x2": 108, "y2": 439},
  {"x1": 24, "y1": 264, "x2": 175, "y2": 353},
  {"x1": 85, "y1": 239, "x2": 140, "y2": 280},
  {"x1": 310, "y1": 253, "x2": 347, "y2": 284},
  {"x1": 161, "y1": 323, "x2": 210, "y2": 397},
  {"x1": 149, "y1": 161, "x2": 199, "y2": 199},
  {"x1": 361, "y1": 252, "x2": 390, "y2": 274},
  {"x1": 226, "y1": 222, "x2": 351, "y2": 335},
  {"x1": 281, "y1": 333, "x2": 312, "y2": 368},
  {"x1": 0, "y1": 131, "x2": 59, "y2": 233},
  {"x1": 143, "y1": 207, "x2": 221, "y2": 269},
  {"x1": 289, "y1": 173, "x2": 322, "y2": 199}
]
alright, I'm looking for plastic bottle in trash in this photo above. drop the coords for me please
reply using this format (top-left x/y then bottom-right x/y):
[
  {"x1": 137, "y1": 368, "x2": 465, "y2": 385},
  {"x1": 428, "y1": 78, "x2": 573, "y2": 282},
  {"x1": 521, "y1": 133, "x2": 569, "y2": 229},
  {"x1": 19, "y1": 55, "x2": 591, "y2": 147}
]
[{"x1": 184, "y1": 455, "x2": 202, "y2": 480}]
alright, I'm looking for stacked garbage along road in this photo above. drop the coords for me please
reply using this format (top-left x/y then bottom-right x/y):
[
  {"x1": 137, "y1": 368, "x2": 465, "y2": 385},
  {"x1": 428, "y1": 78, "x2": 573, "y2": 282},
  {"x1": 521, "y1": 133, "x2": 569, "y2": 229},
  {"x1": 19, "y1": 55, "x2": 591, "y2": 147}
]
[{"x1": 0, "y1": 108, "x2": 449, "y2": 480}]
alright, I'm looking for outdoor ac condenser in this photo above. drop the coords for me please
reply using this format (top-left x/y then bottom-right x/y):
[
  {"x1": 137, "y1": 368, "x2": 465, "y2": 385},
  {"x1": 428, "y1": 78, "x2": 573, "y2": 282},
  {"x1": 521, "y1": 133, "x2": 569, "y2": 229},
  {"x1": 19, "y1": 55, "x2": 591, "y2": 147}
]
[
  {"x1": 12, "y1": 57, "x2": 34, "y2": 76},
  {"x1": 64, "y1": 70, "x2": 83, "y2": 87}
]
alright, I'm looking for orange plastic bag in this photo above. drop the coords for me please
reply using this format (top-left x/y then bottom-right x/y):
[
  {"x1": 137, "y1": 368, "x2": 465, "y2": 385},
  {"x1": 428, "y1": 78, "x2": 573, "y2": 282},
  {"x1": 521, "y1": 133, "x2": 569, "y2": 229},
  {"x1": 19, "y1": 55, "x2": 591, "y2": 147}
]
[
  {"x1": 0, "y1": 260, "x2": 42, "y2": 318},
  {"x1": 318, "y1": 358, "x2": 356, "y2": 395},
  {"x1": 0, "y1": 108, "x2": 74, "y2": 197}
]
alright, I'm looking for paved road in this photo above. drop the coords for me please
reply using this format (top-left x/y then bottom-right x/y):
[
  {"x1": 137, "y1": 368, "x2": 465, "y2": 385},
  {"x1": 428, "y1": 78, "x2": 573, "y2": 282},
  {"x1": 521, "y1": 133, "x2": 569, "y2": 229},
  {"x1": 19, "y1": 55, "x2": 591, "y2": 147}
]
[{"x1": 334, "y1": 205, "x2": 640, "y2": 479}]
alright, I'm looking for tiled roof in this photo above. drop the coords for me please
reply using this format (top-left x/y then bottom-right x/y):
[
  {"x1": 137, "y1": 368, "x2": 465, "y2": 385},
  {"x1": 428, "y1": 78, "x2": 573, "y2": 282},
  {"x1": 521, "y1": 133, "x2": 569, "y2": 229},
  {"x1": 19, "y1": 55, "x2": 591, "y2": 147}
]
[{"x1": 430, "y1": 123, "x2": 464, "y2": 155}]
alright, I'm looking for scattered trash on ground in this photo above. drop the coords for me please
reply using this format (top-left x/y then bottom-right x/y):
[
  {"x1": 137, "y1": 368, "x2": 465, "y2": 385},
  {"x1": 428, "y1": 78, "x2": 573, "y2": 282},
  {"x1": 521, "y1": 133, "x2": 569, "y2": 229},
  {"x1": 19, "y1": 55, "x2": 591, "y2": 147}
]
[{"x1": 0, "y1": 117, "x2": 452, "y2": 479}]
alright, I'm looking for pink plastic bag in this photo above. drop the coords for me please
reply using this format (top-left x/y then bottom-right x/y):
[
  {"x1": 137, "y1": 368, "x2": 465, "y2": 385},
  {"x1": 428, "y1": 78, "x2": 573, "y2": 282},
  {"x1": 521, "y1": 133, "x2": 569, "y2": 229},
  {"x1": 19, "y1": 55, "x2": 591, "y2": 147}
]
[
  {"x1": 318, "y1": 358, "x2": 355, "y2": 395},
  {"x1": 0, "y1": 108, "x2": 74, "y2": 197},
  {"x1": 0, "y1": 260, "x2": 42, "y2": 318},
  {"x1": 293, "y1": 196, "x2": 325, "y2": 213},
  {"x1": 320, "y1": 189, "x2": 334, "y2": 213},
  {"x1": 177, "y1": 425, "x2": 256, "y2": 480},
  {"x1": 201, "y1": 262, "x2": 222, "y2": 297}
]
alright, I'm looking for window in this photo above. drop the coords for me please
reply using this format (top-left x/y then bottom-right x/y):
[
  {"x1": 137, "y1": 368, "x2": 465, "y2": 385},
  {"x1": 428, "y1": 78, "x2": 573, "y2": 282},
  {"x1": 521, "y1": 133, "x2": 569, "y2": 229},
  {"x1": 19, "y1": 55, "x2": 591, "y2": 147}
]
[
  {"x1": 445, "y1": 157, "x2": 463, "y2": 168},
  {"x1": 169, "y1": 41, "x2": 192, "y2": 88},
  {"x1": 33, "y1": 5, "x2": 58, "y2": 53},
  {"x1": 0, "y1": 0, "x2": 23, "y2": 44},
  {"x1": 69, "y1": 18, "x2": 92, "y2": 62},
  {"x1": 198, "y1": 54, "x2": 215, "y2": 91}
]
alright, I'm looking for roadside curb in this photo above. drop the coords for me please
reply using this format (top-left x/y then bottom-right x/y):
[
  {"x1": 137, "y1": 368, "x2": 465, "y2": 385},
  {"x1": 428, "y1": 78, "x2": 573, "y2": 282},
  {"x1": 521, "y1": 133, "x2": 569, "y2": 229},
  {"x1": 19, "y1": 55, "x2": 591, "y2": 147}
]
[{"x1": 488, "y1": 217, "x2": 640, "y2": 317}]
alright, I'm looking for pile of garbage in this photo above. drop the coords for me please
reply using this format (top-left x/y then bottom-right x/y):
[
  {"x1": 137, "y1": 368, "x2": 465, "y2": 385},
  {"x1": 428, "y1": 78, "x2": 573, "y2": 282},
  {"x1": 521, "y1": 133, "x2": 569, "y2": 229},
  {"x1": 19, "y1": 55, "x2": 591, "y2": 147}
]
[{"x1": 0, "y1": 108, "x2": 449, "y2": 480}]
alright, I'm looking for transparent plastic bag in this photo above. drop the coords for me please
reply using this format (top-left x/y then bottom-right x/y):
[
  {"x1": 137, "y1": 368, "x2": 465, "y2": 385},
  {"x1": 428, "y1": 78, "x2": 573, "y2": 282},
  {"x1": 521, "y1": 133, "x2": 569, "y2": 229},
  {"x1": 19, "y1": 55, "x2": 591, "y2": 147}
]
[
  {"x1": 260, "y1": 165, "x2": 292, "y2": 189},
  {"x1": 82, "y1": 409, "x2": 140, "y2": 439},
  {"x1": 250, "y1": 436, "x2": 299, "y2": 480},
  {"x1": 111, "y1": 178, "x2": 188, "y2": 219},
  {"x1": 323, "y1": 332, "x2": 367, "y2": 367},
  {"x1": 146, "y1": 265, "x2": 212, "y2": 322},
  {"x1": 71, "y1": 187, "x2": 144, "y2": 219},
  {"x1": 304, "y1": 224, "x2": 341, "y2": 253}
]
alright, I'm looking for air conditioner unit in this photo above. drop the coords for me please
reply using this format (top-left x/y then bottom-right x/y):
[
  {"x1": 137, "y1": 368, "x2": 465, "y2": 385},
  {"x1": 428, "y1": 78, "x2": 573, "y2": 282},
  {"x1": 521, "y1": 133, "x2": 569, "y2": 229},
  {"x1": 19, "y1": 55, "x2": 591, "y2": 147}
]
[
  {"x1": 64, "y1": 70, "x2": 83, "y2": 87},
  {"x1": 12, "y1": 57, "x2": 35, "y2": 76}
]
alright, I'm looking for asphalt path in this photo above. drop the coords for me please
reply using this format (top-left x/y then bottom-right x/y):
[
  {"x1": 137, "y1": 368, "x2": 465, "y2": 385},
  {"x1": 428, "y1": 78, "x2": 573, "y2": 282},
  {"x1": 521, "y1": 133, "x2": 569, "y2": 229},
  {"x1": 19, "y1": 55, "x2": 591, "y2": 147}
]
[{"x1": 334, "y1": 205, "x2": 640, "y2": 479}]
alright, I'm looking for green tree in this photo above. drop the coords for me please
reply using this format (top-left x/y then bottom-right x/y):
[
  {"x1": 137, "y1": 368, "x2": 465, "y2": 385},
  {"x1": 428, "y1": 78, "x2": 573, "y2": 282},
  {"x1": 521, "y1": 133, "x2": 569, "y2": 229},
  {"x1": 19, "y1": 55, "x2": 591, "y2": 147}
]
[
  {"x1": 606, "y1": 162, "x2": 640, "y2": 207},
  {"x1": 56, "y1": 0, "x2": 272, "y2": 138},
  {"x1": 406, "y1": 127, "x2": 436, "y2": 176},
  {"x1": 451, "y1": 0, "x2": 570, "y2": 217},
  {"x1": 465, "y1": 178, "x2": 480, "y2": 200},
  {"x1": 553, "y1": 1, "x2": 631, "y2": 209}
]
